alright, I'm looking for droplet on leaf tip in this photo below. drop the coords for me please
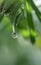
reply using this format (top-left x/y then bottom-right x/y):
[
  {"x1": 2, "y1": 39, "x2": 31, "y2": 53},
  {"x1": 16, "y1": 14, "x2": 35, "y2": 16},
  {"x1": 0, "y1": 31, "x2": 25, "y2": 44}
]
[{"x1": 12, "y1": 32, "x2": 18, "y2": 39}]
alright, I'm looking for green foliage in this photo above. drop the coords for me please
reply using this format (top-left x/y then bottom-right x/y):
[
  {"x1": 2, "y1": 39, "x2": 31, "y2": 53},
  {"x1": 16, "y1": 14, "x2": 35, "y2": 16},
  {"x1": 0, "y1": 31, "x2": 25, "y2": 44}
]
[
  {"x1": 0, "y1": 0, "x2": 41, "y2": 44},
  {"x1": 0, "y1": 13, "x2": 4, "y2": 22},
  {"x1": 28, "y1": 0, "x2": 41, "y2": 21}
]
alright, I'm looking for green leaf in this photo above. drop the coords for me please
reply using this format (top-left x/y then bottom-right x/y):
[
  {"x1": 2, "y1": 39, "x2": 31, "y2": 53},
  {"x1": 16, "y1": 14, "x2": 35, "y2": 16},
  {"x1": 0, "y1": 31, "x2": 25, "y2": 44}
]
[
  {"x1": 14, "y1": 12, "x2": 22, "y2": 30},
  {"x1": 26, "y1": 1, "x2": 36, "y2": 43},
  {"x1": 29, "y1": 0, "x2": 41, "y2": 22}
]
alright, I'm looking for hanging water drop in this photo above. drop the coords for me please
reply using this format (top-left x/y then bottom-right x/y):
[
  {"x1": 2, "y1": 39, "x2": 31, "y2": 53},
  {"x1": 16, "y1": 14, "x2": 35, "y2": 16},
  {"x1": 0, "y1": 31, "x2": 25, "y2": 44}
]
[
  {"x1": 12, "y1": 22, "x2": 18, "y2": 39},
  {"x1": 12, "y1": 32, "x2": 18, "y2": 39}
]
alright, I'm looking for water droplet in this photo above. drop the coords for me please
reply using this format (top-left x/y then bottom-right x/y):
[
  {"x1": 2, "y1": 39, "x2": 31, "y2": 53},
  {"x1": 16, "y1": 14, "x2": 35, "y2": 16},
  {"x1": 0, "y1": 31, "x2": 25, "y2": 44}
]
[{"x1": 12, "y1": 32, "x2": 18, "y2": 39}]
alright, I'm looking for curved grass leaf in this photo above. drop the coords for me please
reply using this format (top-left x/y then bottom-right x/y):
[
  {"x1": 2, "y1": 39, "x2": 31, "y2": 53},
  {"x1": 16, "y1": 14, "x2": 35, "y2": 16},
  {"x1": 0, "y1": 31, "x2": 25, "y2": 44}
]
[{"x1": 13, "y1": 12, "x2": 22, "y2": 34}]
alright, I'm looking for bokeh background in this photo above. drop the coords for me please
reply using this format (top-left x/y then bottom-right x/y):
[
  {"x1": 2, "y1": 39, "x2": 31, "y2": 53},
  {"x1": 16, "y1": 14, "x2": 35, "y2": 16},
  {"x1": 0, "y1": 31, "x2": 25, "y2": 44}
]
[{"x1": 0, "y1": 0, "x2": 41, "y2": 65}]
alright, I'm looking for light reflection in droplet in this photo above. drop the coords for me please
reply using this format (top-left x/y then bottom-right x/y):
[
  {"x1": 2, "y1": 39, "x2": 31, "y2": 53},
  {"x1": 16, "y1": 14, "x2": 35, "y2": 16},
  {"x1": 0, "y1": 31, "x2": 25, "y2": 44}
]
[{"x1": 12, "y1": 32, "x2": 18, "y2": 39}]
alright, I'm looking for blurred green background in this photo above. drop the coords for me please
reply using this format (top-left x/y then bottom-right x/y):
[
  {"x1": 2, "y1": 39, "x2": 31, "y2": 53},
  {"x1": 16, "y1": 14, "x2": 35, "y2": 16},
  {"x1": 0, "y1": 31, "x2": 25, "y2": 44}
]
[{"x1": 0, "y1": 0, "x2": 41, "y2": 65}]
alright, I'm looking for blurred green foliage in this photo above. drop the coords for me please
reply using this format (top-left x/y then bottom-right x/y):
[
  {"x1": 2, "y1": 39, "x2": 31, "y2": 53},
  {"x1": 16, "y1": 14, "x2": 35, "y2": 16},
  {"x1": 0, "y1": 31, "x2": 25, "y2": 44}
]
[
  {"x1": 0, "y1": 0, "x2": 41, "y2": 65},
  {"x1": 0, "y1": 0, "x2": 41, "y2": 43},
  {"x1": 0, "y1": 0, "x2": 41, "y2": 46}
]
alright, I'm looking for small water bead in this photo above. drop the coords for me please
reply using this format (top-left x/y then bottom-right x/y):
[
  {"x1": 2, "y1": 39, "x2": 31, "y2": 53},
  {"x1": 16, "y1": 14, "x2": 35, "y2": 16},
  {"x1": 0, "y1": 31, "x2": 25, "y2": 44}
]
[{"x1": 12, "y1": 32, "x2": 18, "y2": 39}]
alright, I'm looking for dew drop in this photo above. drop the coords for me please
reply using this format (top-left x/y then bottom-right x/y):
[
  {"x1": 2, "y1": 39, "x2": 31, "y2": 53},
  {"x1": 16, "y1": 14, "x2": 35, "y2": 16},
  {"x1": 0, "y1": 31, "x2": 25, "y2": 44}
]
[
  {"x1": 12, "y1": 24, "x2": 18, "y2": 39},
  {"x1": 12, "y1": 32, "x2": 18, "y2": 39}
]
